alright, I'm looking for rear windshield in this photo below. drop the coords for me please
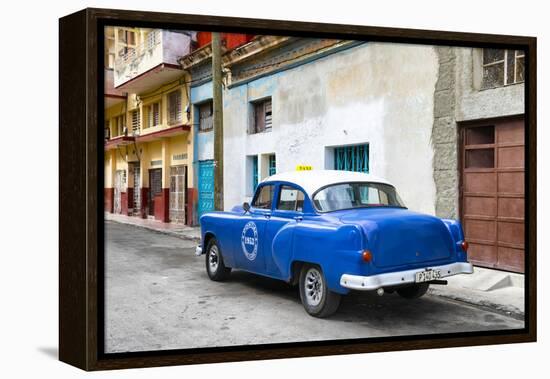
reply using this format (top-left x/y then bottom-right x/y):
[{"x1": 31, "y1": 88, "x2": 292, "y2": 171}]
[{"x1": 312, "y1": 182, "x2": 406, "y2": 212}]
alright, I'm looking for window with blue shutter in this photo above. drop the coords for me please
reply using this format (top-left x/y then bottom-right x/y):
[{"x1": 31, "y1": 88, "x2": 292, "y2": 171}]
[{"x1": 268, "y1": 154, "x2": 276, "y2": 176}]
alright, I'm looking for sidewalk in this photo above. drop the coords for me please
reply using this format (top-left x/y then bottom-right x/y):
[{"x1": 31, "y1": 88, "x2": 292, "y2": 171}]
[
  {"x1": 105, "y1": 213, "x2": 524, "y2": 319},
  {"x1": 105, "y1": 212, "x2": 201, "y2": 242},
  {"x1": 428, "y1": 266, "x2": 524, "y2": 319}
]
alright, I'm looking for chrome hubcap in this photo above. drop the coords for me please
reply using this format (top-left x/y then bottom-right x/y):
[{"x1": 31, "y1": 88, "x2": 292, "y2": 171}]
[
  {"x1": 305, "y1": 268, "x2": 323, "y2": 306},
  {"x1": 208, "y1": 245, "x2": 219, "y2": 273}
]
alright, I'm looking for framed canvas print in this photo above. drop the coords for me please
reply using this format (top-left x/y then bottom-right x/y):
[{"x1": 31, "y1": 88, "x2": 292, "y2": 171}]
[{"x1": 59, "y1": 8, "x2": 536, "y2": 371}]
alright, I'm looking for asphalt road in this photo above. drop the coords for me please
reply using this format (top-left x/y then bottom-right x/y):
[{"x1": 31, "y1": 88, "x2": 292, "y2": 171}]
[{"x1": 105, "y1": 221, "x2": 524, "y2": 353}]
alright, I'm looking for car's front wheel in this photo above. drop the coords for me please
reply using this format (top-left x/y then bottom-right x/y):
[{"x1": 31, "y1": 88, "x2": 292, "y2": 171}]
[
  {"x1": 396, "y1": 283, "x2": 429, "y2": 299},
  {"x1": 205, "y1": 238, "x2": 231, "y2": 281},
  {"x1": 299, "y1": 264, "x2": 341, "y2": 318}
]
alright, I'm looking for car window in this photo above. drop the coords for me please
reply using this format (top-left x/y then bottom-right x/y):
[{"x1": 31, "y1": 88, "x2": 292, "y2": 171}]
[
  {"x1": 277, "y1": 186, "x2": 305, "y2": 212},
  {"x1": 252, "y1": 185, "x2": 274, "y2": 209},
  {"x1": 313, "y1": 182, "x2": 405, "y2": 212}
]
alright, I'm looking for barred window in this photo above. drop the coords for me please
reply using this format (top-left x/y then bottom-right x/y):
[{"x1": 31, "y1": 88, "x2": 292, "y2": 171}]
[
  {"x1": 198, "y1": 101, "x2": 213, "y2": 132},
  {"x1": 168, "y1": 90, "x2": 182, "y2": 125},
  {"x1": 481, "y1": 49, "x2": 525, "y2": 89},
  {"x1": 334, "y1": 144, "x2": 369, "y2": 173}
]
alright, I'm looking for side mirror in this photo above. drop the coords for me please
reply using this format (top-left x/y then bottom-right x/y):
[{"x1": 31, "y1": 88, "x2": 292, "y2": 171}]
[{"x1": 243, "y1": 202, "x2": 251, "y2": 213}]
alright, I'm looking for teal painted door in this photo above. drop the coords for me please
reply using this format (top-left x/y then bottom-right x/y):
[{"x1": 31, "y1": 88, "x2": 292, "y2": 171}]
[
  {"x1": 198, "y1": 160, "x2": 215, "y2": 218},
  {"x1": 252, "y1": 156, "x2": 258, "y2": 190}
]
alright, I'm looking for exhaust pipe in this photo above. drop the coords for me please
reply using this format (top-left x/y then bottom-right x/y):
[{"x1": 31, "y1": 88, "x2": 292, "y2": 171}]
[{"x1": 376, "y1": 288, "x2": 385, "y2": 296}]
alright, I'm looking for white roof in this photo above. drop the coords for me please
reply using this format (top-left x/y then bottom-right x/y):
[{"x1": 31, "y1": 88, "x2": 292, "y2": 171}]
[{"x1": 262, "y1": 170, "x2": 392, "y2": 197}]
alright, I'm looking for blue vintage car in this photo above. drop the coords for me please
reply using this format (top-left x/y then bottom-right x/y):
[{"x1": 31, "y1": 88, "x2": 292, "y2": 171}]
[{"x1": 196, "y1": 170, "x2": 473, "y2": 318}]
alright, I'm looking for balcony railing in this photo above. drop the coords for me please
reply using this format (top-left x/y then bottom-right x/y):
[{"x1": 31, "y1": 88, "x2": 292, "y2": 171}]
[{"x1": 115, "y1": 29, "x2": 161, "y2": 69}]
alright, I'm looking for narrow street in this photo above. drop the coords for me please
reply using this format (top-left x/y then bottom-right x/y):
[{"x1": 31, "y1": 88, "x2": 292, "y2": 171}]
[{"x1": 105, "y1": 221, "x2": 524, "y2": 353}]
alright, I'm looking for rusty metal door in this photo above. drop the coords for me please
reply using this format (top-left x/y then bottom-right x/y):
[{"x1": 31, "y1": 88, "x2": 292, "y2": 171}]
[
  {"x1": 169, "y1": 166, "x2": 186, "y2": 223},
  {"x1": 460, "y1": 117, "x2": 524, "y2": 273},
  {"x1": 132, "y1": 164, "x2": 140, "y2": 216}
]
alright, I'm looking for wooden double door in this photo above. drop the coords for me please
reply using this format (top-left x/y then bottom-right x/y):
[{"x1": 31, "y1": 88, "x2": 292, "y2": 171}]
[{"x1": 460, "y1": 116, "x2": 525, "y2": 273}]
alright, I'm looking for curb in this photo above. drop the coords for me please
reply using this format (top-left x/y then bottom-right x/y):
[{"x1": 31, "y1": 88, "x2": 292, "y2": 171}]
[
  {"x1": 428, "y1": 287, "x2": 524, "y2": 320},
  {"x1": 106, "y1": 219, "x2": 201, "y2": 243}
]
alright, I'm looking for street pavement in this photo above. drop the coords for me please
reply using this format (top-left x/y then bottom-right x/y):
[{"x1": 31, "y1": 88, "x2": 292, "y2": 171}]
[{"x1": 105, "y1": 221, "x2": 524, "y2": 353}]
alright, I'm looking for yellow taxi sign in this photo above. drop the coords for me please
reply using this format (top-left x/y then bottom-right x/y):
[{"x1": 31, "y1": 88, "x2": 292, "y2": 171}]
[{"x1": 296, "y1": 165, "x2": 313, "y2": 171}]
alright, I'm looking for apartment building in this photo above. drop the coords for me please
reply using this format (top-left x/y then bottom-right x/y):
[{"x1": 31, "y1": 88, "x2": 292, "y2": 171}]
[{"x1": 104, "y1": 26, "x2": 194, "y2": 224}]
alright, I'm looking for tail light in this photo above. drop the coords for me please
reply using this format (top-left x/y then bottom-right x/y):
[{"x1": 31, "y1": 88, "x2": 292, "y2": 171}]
[
  {"x1": 461, "y1": 241, "x2": 469, "y2": 252},
  {"x1": 362, "y1": 250, "x2": 373, "y2": 262}
]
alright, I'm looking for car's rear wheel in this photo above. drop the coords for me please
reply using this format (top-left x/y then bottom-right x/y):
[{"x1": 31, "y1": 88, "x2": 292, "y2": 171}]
[
  {"x1": 205, "y1": 238, "x2": 231, "y2": 281},
  {"x1": 299, "y1": 264, "x2": 341, "y2": 318},
  {"x1": 396, "y1": 283, "x2": 429, "y2": 299}
]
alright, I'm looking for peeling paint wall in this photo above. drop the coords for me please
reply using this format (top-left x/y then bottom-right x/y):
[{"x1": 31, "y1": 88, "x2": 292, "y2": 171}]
[{"x1": 221, "y1": 42, "x2": 439, "y2": 214}]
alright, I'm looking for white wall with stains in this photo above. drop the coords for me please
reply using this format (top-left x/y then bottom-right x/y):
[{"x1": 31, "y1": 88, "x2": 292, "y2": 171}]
[{"x1": 221, "y1": 42, "x2": 439, "y2": 215}]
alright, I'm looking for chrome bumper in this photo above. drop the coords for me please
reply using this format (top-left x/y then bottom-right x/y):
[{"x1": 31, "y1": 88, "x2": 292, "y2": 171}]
[
  {"x1": 195, "y1": 245, "x2": 203, "y2": 256},
  {"x1": 340, "y1": 262, "x2": 473, "y2": 291}
]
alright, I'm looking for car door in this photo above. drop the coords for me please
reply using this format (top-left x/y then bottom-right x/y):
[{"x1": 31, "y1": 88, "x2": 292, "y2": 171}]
[
  {"x1": 263, "y1": 184, "x2": 306, "y2": 276},
  {"x1": 233, "y1": 183, "x2": 274, "y2": 273}
]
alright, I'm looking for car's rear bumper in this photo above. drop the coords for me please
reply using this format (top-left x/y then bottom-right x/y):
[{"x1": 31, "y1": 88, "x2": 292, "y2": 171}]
[
  {"x1": 340, "y1": 262, "x2": 473, "y2": 291},
  {"x1": 195, "y1": 245, "x2": 203, "y2": 256}
]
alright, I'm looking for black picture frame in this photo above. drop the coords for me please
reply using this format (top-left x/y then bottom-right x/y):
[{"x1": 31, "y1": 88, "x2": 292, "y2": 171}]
[{"x1": 59, "y1": 8, "x2": 537, "y2": 371}]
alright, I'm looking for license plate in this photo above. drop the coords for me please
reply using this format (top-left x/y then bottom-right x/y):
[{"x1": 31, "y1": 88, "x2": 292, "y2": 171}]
[{"x1": 415, "y1": 269, "x2": 441, "y2": 283}]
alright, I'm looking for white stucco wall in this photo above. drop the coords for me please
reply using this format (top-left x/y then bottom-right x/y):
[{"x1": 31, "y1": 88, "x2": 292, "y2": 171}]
[{"x1": 221, "y1": 42, "x2": 439, "y2": 215}]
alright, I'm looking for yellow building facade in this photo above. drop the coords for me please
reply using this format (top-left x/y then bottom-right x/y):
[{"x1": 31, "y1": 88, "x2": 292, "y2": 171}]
[{"x1": 104, "y1": 27, "x2": 197, "y2": 224}]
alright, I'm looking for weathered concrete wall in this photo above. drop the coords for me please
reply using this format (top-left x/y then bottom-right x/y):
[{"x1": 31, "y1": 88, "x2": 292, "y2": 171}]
[
  {"x1": 431, "y1": 47, "x2": 525, "y2": 219},
  {"x1": 222, "y1": 43, "x2": 439, "y2": 214},
  {"x1": 432, "y1": 47, "x2": 459, "y2": 219}
]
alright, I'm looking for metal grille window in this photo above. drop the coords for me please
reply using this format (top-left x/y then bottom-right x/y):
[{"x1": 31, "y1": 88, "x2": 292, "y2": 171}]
[
  {"x1": 132, "y1": 165, "x2": 141, "y2": 216},
  {"x1": 481, "y1": 49, "x2": 525, "y2": 89},
  {"x1": 198, "y1": 101, "x2": 213, "y2": 132},
  {"x1": 131, "y1": 109, "x2": 140, "y2": 134},
  {"x1": 268, "y1": 154, "x2": 276, "y2": 176},
  {"x1": 168, "y1": 90, "x2": 182, "y2": 125},
  {"x1": 148, "y1": 168, "x2": 162, "y2": 216},
  {"x1": 169, "y1": 166, "x2": 186, "y2": 223},
  {"x1": 145, "y1": 30, "x2": 159, "y2": 50},
  {"x1": 334, "y1": 144, "x2": 369, "y2": 173},
  {"x1": 252, "y1": 98, "x2": 272, "y2": 133},
  {"x1": 146, "y1": 102, "x2": 161, "y2": 128}
]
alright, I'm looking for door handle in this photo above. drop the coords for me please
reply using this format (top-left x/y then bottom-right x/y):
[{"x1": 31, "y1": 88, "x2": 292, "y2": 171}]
[
  {"x1": 294, "y1": 216, "x2": 303, "y2": 222},
  {"x1": 264, "y1": 214, "x2": 271, "y2": 219}
]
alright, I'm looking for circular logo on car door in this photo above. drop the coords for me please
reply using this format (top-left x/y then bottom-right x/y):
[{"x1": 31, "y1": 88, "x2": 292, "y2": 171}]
[{"x1": 241, "y1": 221, "x2": 258, "y2": 261}]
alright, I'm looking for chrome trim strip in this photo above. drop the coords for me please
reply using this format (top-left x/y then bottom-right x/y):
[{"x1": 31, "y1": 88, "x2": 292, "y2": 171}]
[{"x1": 340, "y1": 262, "x2": 474, "y2": 291}]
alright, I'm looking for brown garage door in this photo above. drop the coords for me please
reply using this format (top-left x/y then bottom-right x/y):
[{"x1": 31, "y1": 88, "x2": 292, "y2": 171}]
[{"x1": 460, "y1": 117, "x2": 524, "y2": 273}]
